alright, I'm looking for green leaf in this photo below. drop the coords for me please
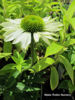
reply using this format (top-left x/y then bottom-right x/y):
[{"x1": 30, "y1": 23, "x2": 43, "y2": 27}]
[
  {"x1": 68, "y1": 80, "x2": 75, "y2": 93},
  {"x1": 50, "y1": 66, "x2": 59, "y2": 90},
  {"x1": 45, "y1": 42, "x2": 64, "y2": 57},
  {"x1": 73, "y1": 66, "x2": 75, "y2": 70},
  {"x1": 3, "y1": 42, "x2": 12, "y2": 60},
  {"x1": 32, "y1": 57, "x2": 55, "y2": 72},
  {"x1": 12, "y1": 52, "x2": 24, "y2": 64},
  {"x1": 0, "y1": 64, "x2": 15, "y2": 75},
  {"x1": 58, "y1": 55, "x2": 74, "y2": 84},
  {"x1": 70, "y1": 18, "x2": 75, "y2": 30},
  {"x1": 71, "y1": 54, "x2": 75, "y2": 64},
  {"x1": 63, "y1": 0, "x2": 75, "y2": 30},
  {"x1": 68, "y1": 39, "x2": 75, "y2": 45},
  {"x1": 67, "y1": 0, "x2": 75, "y2": 19},
  {"x1": 16, "y1": 82, "x2": 25, "y2": 91},
  {"x1": 9, "y1": 70, "x2": 20, "y2": 79},
  {"x1": 64, "y1": 39, "x2": 75, "y2": 46},
  {"x1": 22, "y1": 62, "x2": 31, "y2": 71},
  {"x1": 59, "y1": 30, "x2": 65, "y2": 42},
  {"x1": 25, "y1": 87, "x2": 40, "y2": 92},
  {"x1": 0, "y1": 15, "x2": 4, "y2": 22},
  {"x1": 3, "y1": 42, "x2": 12, "y2": 53},
  {"x1": 16, "y1": 64, "x2": 22, "y2": 72},
  {"x1": 0, "y1": 53, "x2": 11, "y2": 59}
]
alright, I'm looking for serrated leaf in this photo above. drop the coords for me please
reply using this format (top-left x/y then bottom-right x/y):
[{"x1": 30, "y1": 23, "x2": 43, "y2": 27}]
[
  {"x1": 58, "y1": 55, "x2": 74, "y2": 84},
  {"x1": 45, "y1": 42, "x2": 64, "y2": 57},
  {"x1": 50, "y1": 66, "x2": 59, "y2": 90},
  {"x1": 32, "y1": 57, "x2": 55, "y2": 72}
]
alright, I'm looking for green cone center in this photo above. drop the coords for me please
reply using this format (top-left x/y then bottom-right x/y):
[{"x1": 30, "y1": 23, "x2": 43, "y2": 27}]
[{"x1": 21, "y1": 15, "x2": 44, "y2": 33}]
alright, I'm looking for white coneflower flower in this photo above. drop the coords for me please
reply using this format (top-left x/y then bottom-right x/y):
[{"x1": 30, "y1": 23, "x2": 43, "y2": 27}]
[{"x1": 0, "y1": 15, "x2": 63, "y2": 50}]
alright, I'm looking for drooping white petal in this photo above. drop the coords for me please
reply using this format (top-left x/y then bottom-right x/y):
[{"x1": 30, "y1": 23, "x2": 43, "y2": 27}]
[
  {"x1": 12, "y1": 32, "x2": 30, "y2": 44},
  {"x1": 43, "y1": 35, "x2": 58, "y2": 41},
  {"x1": 41, "y1": 36, "x2": 50, "y2": 45},
  {"x1": 33, "y1": 33, "x2": 39, "y2": 42},
  {"x1": 3, "y1": 29, "x2": 16, "y2": 37},
  {"x1": 4, "y1": 29, "x2": 23, "y2": 42},
  {"x1": 13, "y1": 32, "x2": 31, "y2": 50},
  {"x1": 20, "y1": 33, "x2": 31, "y2": 50},
  {"x1": 38, "y1": 32, "x2": 58, "y2": 44}
]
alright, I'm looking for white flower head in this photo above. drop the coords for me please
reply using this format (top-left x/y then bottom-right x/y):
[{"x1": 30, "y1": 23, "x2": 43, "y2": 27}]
[{"x1": 0, "y1": 15, "x2": 63, "y2": 50}]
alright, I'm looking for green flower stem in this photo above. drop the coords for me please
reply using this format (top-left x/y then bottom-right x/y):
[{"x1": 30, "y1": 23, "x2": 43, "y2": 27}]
[{"x1": 31, "y1": 32, "x2": 35, "y2": 66}]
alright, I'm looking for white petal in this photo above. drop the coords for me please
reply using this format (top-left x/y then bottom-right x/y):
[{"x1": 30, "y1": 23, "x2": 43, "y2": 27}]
[
  {"x1": 13, "y1": 32, "x2": 31, "y2": 50},
  {"x1": 39, "y1": 32, "x2": 53, "y2": 36},
  {"x1": 44, "y1": 35, "x2": 58, "y2": 41},
  {"x1": 0, "y1": 22, "x2": 12, "y2": 27},
  {"x1": 1, "y1": 22, "x2": 20, "y2": 32},
  {"x1": 12, "y1": 32, "x2": 30, "y2": 44},
  {"x1": 45, "y1": 22, "x2": 63, "y2": 32},
  {"x1": 21, "y1": 33, "x2": 31, "y2": 49},
  {"x1": 41, "y1": 36, "x2": 50, "y2": 45},
  {"x1": 3, "y1": 29, "x2": 16, "y2": 37},
  {"x1": 5, "y1": 29, "x2": 23, "y2": 42},
  {"x1": 1, "y1": 19, "x2": 22, "y2": 33},
  {"x1": 6, "y1": 18, "x2": 22, "y2": 25},
  {"x1": 39, "y1": 32, "x2": 59, "y2": 37},
  {"x1": 39, "y1": 32, "x2": 58, "y2": 44},
  {"x1": 43, "y1": 17, "x2": 57, "y2": 25},
  {"x1": 43, "y1": 16, "x2": 63, "y2": 32},
  {"x1": 34, "y1": 33, "x2": 39, "y2": 42},
  {"x1": 43, "y1": 16, "x2": 51, "y2": 23}
]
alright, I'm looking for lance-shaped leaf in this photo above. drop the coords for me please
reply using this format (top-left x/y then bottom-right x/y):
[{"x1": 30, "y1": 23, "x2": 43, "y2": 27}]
[
  {"x1": 0, "y1": 53, "x2": 11, "y2": 59},
  {"x1": 32, "y1": 57, "x2": 55, "y2": 72},
  {"x1": 58, "y1": 55, "x2": 74, "y2": 84},
  {"x1": 0, "y1": 64, "x2": 15, "y2": 75},
  {"x1": 67, "y1": 0, "x2": 75, "y2": 19},
  {"x1": 64, "y1": 39, "x2": 75, "y2": 46},
  {"x1": 45, "y1": 42, "x2": 64, "y2": 57},
  {"x1": 50, "y1": 66, "x2": 59, "y2": 90},
  {"x1": 68, "y1": 39, "x2": 75, "y2": 46}
]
